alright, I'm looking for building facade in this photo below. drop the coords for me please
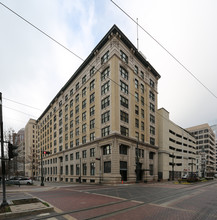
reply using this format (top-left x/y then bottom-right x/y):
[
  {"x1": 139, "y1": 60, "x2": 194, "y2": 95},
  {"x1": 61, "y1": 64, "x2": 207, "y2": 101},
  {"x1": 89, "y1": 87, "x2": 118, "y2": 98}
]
[
  {"x1": 210, "y1": 124, "x2": 217, "y2": 172},
  {"x1": 187, "y1": 124, "x2": 216, "y2": 177},
  {"x1": 12, "y1": 128, "x2": 25, "y2": 176},
  {"x1": 33, "y1": 25, "x2": 161, "y2": 184},
  {"x1": 158, "y1": 108, "x2": 196, "y2": 180},
  {"x1": 24, "y1": 119, "x2": 38, "y2": 179}
]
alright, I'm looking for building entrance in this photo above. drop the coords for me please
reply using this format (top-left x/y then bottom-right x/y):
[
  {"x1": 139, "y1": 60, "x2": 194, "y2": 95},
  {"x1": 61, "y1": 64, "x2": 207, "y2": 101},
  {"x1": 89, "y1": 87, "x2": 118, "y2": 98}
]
[{"x1": 120, "y1": 161, "x2": 127, "y2": 181}]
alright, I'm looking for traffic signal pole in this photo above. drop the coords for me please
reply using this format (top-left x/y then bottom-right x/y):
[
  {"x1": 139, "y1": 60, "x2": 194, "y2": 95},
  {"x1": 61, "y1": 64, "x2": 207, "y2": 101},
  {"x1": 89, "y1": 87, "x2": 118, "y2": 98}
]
[{"x1": 0, "y1": 92, "x2": 8, "y2": 207}]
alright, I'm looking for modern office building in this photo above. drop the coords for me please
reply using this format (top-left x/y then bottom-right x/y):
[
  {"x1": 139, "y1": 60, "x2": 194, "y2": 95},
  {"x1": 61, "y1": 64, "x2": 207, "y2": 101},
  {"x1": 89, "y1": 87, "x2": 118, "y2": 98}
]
[
  {"x1": 24, "y1": 119, "x2": 38, "y2": 179},
  {"x1": 33, "y1": 25, "x2": 161, "y2": 184},
  {"x1": 186, "y1": 124, "x2": 216, "y2": 177},
  {"x1": 157, "y1": 108, "x2": 196, "y2": 180}
]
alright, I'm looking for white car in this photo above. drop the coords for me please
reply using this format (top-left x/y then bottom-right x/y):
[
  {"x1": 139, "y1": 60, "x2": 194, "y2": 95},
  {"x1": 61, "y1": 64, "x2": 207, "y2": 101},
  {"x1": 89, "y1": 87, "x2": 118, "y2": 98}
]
[{"x1": 18, "y1": 177, "x2": 33, "y2": 185}]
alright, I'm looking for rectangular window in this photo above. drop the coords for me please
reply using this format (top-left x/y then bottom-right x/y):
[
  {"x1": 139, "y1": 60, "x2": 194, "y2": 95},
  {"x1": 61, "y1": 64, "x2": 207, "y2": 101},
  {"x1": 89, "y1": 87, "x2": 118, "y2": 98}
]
[
  {"x1": 90, "y1": 162, "x2": 95, "y2": 175},
  {"x1": 76, "y1": 127, "x2": 79, "y2": 136},
  {"x1": 150, "y1": 126, "x2": 155, "y2": 135},
  {"x1": 135, "y1": 79, "x2": 139, "y2": 89},
  {"x1": 141, "y1": 109, "x2": 144, "y2": 118},
  {"x1": 83, "y1": 163, "x2": 87, "y2": 175},
  {"x1": 70, "y1": 99, "x2": 73, "y2": 108},
  {"x1": 135, "y1": 105, "x2": 139, "y2": 115},
  {"x1": 70, "y1": 89, "x2": 74, "y2": 96},
  {"x1": 82, "y1": 99, "x2": 86, "y2": 109},
  {"x1": 70, "y1": 110, "x2": 73, "y2": 118},
  {"x1": 90, "y1": 119, "x2": 95, "y2": 129},
  {"x1": 90, "y1": 132, "x2": 95, "y2": 141},
  {"x1": 70, "y1": 131, "x2": 73, "y2": 139},
  {"x1": 102, "y1": 126, "x2": 110, "y2": 137},
  {"x1": 150, "y1": 79, "x2": 155, "y2": 88},
  {"x1": 120, "y1": 66, "x2": 128, "y2": 80},
  {"x1": 104, "y1": 161, "x2": 111, "y2": 173},
  {"x1": 90, "y1": 148, "x2": 95, "y2": 157},
  {"x1": 101, "y1": 51, "x2": 109, "y2": 64},
  {"x1": 150, "y1": 137, "x2": 155, "y2": 145},
  {"x1": 76, "y1": 82, "x2": 79, "y2": 91},
  {"x1": 103, "y1": 145, "x2": 111, "y2": 155},
  {"x1": 135, "y1": 118, "x2": 139, "y2": 128},
  {"x1": 75, "y1": 94, "x2": 79, "y2": 103},
  {"x1": 82, "y1": 111, "x2": 86, "y2": 121},
  {"x1": 70, "y1": 120, "x2": 73, "y2": 128},
  {"x1": 141, "y1": 96, "x2": 144, "y2": 106},
  {"x1": 149, "y1": 164, "x2": 153, "y2": 176},
  {"x1": 90, "y1": 106, "x2": 95, "y2": 116},
  {"x1": 70, "y1": 165, "x2": 74, "y2": 175},
  {"x1": 141, "y1": 84, "x2": 144, "y2": 93},
  {"x1": 134, "y1": 65, "x2": 138, "y2": 74},
  {"x1": 149, "y1": 91, "x2": 155, "y2": 101},
  {"x1": 101, "y1": 81, "x2": 110, "y2": 95},
  {"x1": 135, "y1": 92, "x2": 139, "y2": 102},
  {"x1": 101, "y1": 67, "x2": 110, "y2": 81},
  {"x1": 82, "y1": 150, "x2": 87, "y2": 158},
  {"x1": 119, "y1": 145, "x2": 128, "y2": 155},
  {"x1": 90, "y1": 79, "x2": 95, "y2": 91},
  {"x1": 65, "y1": 104, "x2": 68, "y2": 112},
  {"x1": 82, "y1": 123, "x2": 86, "y2": 133},
  {"x1": 141, "y1": 121, "x2": 144, "y2": 130},
  {"x1": 120, "y1": 111, "x2": 128, "y2": 123},
  {"x1": 90, "y1": 66, "x2": 95, "y2": 77},
  {"x1": 65, "y1": 165, "x2": 68, "y2": 175},
  {"x1": 150, "y1": 103, "x2": 155, "y2": 112},
  {"x1": 150, "y1": 114, "x2": 155, "y2": 124},
  {"x1": 76, "y1": 138, "x2": 79, "y2": 146},
  {"x1": 90, "y1": 93, "x2": 95, "y2": 104},
  {"x1": 82, "y1": 87, "x2": 86, "y2": 97},
  {"x1": 75, "y1": 105, "x2": 79, "y2": 114},
  {"x1": 101, "y1": 111, "x2": 110, "y2": 123},
  {"x1": 76, "y1": 164, "x2": 79, "y2": 175},
  {"x1": 120, "y1": 50, "x2": 128, "y2": 63},
  {"x1": 120, "y1": 96, "x2": 128, "y2": 108},
  {"x1": 140, "y1": 71, "x2": 144, "y2": 79},
  {"x1": 70, "y1": 141, "x2": 73, "y2": 148},
  {"x1": 120, "y1": 126, "x2": 129, "y2": 136},
  {"x1": 75, "y1": 116, "x2": 79, "y2": 125},
  {"x1": 80, "y1": 137, "x2": 85, "y2": 147},
  {"x1": 82, "y1": 75, "x2": 86, "y2": 84},
  {"x1": 101, "y1": 96, "x2": 110, "y2": 109},
  {"x1": 76, "y1": 152, "x2": 79, "y2": 159},
  {"x1": 120, "y1": 81, "x2": 128, "y2": 94}
]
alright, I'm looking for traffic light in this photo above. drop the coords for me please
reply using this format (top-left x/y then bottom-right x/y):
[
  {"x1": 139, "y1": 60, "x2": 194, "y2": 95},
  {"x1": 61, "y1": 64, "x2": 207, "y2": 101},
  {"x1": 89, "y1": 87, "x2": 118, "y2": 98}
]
[
  {"x1": 8, "y1": 143, "x2": 18, "y2": 160},
  {"x1": 43, "y1": 151, "x2": 50, "y2": 155}
]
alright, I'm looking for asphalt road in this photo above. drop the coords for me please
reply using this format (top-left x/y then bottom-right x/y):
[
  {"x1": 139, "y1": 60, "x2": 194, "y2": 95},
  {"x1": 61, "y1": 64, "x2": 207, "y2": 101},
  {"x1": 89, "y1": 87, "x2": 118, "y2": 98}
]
[{"x1": 3, "y1": 180, "x2": 217, "y2": 220}]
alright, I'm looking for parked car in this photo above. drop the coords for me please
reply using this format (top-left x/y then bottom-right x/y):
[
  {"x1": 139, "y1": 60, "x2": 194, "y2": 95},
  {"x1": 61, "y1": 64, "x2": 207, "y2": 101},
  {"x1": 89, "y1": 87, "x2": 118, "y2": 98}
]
[
  {"x1": 6, "y1": 176, "x2": 20, "y2": 185},
  {"x1": 182, "y1": 174, "x2": 189, "y2": 179},
  {"x1": 18, "y1": 177, "x2": 33, "y2": 185}
]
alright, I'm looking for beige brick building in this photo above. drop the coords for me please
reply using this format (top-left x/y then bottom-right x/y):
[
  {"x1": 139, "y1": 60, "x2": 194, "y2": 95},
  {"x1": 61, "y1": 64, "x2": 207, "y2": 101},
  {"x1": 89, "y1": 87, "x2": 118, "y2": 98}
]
[
  {"x1": 186, "y1": 123, "x2": 216, "y2": 177},
  {"x1": 24, "y1": 119, "x2": 38, "y2": 179},
  {"x1": 32, "y1": 25, "x2": 161, "y2": 184},
  {"x1": 158, "y1": 108, "x2": 196, "y2": 180}
]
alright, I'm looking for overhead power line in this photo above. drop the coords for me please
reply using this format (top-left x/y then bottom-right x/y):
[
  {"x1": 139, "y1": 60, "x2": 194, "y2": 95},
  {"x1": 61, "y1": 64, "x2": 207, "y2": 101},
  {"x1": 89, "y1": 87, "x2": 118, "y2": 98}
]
[
  {"x1": 110, "y1": 0, "x2": 217, "y2": 100},
  {"x1": 3, "y1": 97, "x2": 42, "y2": 111},
  {"x1": 0, "y1": 1, "x2": 208, "y2": 131}
]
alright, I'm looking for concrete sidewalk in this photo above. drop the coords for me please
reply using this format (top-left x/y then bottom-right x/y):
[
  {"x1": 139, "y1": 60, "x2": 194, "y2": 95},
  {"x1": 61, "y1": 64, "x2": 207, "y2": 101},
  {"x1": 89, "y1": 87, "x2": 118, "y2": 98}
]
[{"x1": 0, "y1": 200, "x2": 54, "y2": 219}]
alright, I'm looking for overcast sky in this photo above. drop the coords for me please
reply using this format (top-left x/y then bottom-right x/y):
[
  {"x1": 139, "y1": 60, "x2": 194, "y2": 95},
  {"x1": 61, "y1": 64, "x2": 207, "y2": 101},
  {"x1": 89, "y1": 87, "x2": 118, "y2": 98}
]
[{"x1": 1, "y1": 0, "x2": 217, "y2": 133}]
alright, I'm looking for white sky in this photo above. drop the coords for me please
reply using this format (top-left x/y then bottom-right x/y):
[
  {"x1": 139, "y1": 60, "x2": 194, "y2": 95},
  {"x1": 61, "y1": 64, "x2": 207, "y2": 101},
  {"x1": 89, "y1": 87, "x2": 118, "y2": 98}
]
[{"x1": 1, "y1": 0, "x2": 217, "y2": 132}]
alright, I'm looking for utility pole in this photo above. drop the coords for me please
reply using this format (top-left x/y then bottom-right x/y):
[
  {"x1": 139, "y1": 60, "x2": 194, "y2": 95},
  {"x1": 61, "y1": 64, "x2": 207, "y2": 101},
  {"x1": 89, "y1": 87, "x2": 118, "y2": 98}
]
[{"x1": 0, "y1": 92, "x2": 8, "y2": 207}]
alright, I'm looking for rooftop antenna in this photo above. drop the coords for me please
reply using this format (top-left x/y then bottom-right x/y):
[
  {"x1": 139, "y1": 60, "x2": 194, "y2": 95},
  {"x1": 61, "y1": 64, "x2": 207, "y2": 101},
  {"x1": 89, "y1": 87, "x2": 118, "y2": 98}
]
[{"x1": 137, "y1": 18, "x2": 139, "y2": 50}]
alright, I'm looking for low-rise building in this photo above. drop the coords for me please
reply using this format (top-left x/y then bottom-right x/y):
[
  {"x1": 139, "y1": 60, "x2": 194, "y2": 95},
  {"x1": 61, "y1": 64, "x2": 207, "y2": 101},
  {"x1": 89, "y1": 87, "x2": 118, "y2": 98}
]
[{"x1": 158, "y1": 108, "x2": 196, "y2": 180}]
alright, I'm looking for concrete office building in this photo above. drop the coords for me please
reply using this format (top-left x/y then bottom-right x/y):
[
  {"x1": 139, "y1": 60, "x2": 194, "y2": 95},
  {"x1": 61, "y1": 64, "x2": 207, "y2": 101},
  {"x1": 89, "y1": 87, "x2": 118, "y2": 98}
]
[
  {"x1": 33, "y1": 25, "x2": 161, "y2": 184},
  {"x1": 187, "y1": 124, "x2": 216, "y2": 177},
  {"x1": 158, "y1": 108, "x2": 196, "y2": 180},
  {"x1": 25, "y1": 119, "x2": 38, "y2": 179}
]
